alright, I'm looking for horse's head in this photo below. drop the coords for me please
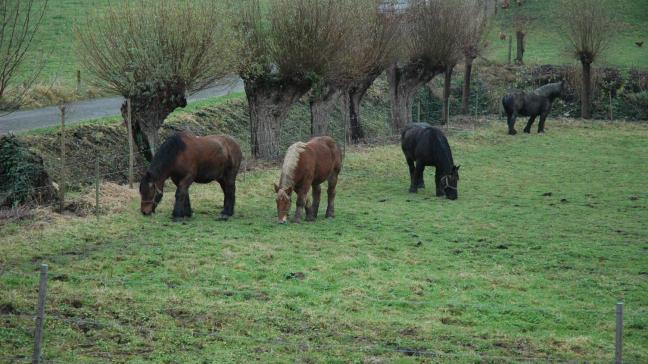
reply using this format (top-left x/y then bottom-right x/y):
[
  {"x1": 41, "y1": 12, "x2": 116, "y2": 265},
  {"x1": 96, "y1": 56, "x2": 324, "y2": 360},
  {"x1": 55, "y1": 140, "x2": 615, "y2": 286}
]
[
  {"x1": 139, "y1": 171, "x2": 164, "y2": 216},
  {"x1": 442, "y1": 165, "x2": 460, "y2": 200},
  {"x1": 273, "y1": 183, "x2": 293, "y2": 224},
  {"x1": 559, "y1": 80, "x2": 569, "y2": 100}
]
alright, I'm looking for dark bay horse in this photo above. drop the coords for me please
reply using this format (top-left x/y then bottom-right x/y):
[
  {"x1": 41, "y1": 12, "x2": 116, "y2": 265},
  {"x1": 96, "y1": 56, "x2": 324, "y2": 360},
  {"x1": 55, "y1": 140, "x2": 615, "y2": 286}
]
[
  {"x1": 139, "y1": 132, "x2": 242, "y2": 220},
  {"x1": 274, "y1": 136, "x2": 342, "y2": 224},
  {"x1": 401, "y1": 123, "x2": 460, "y2": 200},
  {"x1": 502, "y1": 80, "x2": 566, "y2": 135}
]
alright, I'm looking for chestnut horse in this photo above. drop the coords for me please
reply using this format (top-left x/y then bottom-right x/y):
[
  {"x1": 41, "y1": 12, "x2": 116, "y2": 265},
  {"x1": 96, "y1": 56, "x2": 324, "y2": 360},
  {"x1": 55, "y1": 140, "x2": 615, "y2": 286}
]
[
  {"x1": 274, "y1": 136, "x2": 342, "y2": 224},
  {"x1": 139, "y1": 132, "x2": 242, "y2": 220}
]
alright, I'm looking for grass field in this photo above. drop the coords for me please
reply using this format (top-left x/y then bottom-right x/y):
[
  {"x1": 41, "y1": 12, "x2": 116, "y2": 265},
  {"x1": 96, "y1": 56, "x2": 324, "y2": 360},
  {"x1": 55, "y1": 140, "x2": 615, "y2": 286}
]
[
  {"x1": 487, "y1": 0, "x2": 648, "y2": 68},
  {"x1": 18, "y1": 0, "x2": 648, "y2": 91},
  {"x1": 1, "y1": 121, "x2": 647, "y2": 363}
]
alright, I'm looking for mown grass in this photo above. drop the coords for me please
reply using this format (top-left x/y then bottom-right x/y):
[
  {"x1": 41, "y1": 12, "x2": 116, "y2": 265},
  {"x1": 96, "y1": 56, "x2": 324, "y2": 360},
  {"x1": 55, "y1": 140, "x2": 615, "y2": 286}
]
[{"x1": 1, "y1": 120, "x2": 647, "y2": 363}]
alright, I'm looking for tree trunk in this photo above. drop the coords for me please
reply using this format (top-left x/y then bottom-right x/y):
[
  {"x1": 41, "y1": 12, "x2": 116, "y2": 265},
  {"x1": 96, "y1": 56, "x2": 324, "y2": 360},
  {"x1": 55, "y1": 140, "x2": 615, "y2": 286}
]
[
  {"x1": 310, "y1": 84, "x2": 341, "y2": 137},
  {"x1": 461, "y1": 57, "x2": 474, "y2": 114},
  {"x1": 244, "y1": 76, "x2": 311, "y2": 160},
  {"x1": 387, "y1": 63, "x2": 441, "y2": 132},
  {"x1": 342, "y1": 71, "x2": 382, "y2": 143},
  {"x1": 515, "y1": 31, "x2": 525, "y2": 64},
  {"x1": 581, "y1": 61, "x2": 592, "y2": 119},
  {"x1": 121, "y1": 89, "x2": 187, "y2": 161},
  {"x1": 442, "y1": 66, "x2": 453, "y2": 125}
]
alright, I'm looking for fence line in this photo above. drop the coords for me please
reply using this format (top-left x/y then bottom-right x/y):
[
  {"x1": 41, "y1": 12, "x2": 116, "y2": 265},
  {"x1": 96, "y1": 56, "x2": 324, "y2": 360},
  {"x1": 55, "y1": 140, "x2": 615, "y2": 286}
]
[{"x1": 0, "y1": 311, "x2": 620, "y2": 364}]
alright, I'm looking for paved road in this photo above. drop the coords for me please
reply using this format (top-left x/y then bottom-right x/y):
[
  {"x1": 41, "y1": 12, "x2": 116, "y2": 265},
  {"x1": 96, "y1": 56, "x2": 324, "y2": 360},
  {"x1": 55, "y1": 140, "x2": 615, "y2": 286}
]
[{"x1": 0, "y1": 79, "x2": 244, "y2": 134}]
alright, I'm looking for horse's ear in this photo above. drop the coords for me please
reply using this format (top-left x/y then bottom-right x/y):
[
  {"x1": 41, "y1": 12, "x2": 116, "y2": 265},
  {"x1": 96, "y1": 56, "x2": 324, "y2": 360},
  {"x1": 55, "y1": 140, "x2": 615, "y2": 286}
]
[
  {"x1": 285, "y1": 186, "x2": 293, "y2": 195},
  {"x1": 454, "y1": 165, "x2": 460, "y2": 172},
  {"x1": 273, "y1": 183, "x2": 280, "y2": 193}
]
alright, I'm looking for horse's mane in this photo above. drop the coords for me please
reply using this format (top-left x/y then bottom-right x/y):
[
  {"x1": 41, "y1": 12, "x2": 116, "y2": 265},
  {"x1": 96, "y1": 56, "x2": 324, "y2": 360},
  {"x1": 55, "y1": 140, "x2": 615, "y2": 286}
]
[
  {"x1": 279, "y1": 141, "x2": 307, "y2": 189},
  {"x1": 147, "y1": 133, "x2": 187, "y2": 179},
  {"x1": 534, "y1": 81, "x2": 562, "y2": 98}
]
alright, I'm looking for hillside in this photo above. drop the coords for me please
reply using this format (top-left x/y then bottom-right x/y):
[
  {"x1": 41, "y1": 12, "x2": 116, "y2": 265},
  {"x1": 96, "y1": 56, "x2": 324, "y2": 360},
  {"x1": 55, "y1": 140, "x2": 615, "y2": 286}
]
[{"x1": 19, "y1": 0, "x2": 648, "y2": 90}]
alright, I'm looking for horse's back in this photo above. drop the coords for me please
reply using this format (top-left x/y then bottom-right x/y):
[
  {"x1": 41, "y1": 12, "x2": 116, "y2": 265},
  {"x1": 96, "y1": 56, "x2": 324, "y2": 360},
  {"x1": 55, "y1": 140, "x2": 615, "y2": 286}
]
[
  {"x1": 306, "y1": 136, "x2": 342, "y2": 181},
  {"x1": 185, "y1": 134, "x2": 242, "y2": 181},
  {"x1": 401, "y1": 123, "x2": 451, "y2": 164}
]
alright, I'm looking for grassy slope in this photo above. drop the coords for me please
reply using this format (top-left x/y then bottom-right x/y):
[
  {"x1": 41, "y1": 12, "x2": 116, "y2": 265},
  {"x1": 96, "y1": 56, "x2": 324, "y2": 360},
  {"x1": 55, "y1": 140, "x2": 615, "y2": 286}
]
[
  {"x1": 20, "y1": 0, "x2": 648, "y2": 89},
  {"x1": 1, "y1": 121, "x2": 647, "y2": 363},
  {"x1": 487, "y1": 0, "x2": 648, "y2": 68}
]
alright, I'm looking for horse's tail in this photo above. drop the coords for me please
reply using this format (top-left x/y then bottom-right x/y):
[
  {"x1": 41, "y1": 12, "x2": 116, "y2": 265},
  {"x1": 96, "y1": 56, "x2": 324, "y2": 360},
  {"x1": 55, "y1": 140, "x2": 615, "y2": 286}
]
[{"x1": 501, "y1": 93, "x2": 514, "y2": 115}]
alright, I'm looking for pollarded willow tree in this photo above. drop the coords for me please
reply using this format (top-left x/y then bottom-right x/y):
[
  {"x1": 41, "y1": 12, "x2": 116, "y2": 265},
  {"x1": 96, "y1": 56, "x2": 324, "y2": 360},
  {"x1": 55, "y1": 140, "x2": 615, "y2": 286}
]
[
  {"x1": 76, "y1": 0, "x2": 237, "y2": 160},
  {"x1": 309, "y1": 0, "x2": 400, "y2": 142},
  {"x1": 0, "y1": 0, "x2": 48, "y2": 112},
  {"x1": 561, "y1": 0, "x2": 614, "y2": 119},
  {"x1": 461, "y1": 1, "x2": 489, "y2": 114},
  {"x1": 238, "y1": 0, "x2": 349, "y2": 160},
  {"x1": 387, "y1": 0, "x2": 466, "y2": 130}
]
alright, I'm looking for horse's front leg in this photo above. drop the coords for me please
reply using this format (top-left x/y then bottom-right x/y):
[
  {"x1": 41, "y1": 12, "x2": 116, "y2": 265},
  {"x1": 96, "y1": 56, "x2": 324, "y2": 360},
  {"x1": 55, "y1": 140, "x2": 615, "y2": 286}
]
[
  {"x1": 218, "y1": 179, "x2": 236, "y2": 220},
  {"x1": 434, "y1": 167, "x2": 445, "y2": 197},
  {"x1": 538, "y1": 113, "x2": 548, "y2": 133},
  {"x1": 325, "y1": 174, "x2": 338, "y2": 219},
  {"x1": 524, "y1": 115, "x2": 536, "y2": 133},
  {"x1": 294, "y1": 186, "x2": 309, "y2": 224},
  {"x1": 173, "y1": 178, "x2": 193, "y2": 219},
  {"x1": 306, "y1": 183, "x2": 321, "y2": 221},
  {"x1": 507, "y1": 113, "x2": 518, "y2": 135}
]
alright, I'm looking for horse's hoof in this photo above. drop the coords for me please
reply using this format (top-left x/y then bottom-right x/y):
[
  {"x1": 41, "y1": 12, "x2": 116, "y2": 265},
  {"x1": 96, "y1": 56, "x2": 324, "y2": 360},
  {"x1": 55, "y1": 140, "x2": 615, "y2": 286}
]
[
  {"x1": 217, "y1": 214, "x2": 230, "y2": 221},
  {"x1": 508, "y1": 130, "x2": 517, "y2": 135},
  {"x1": 538, "y1": 129, "x2": 545, "y2": 133},
  {"x1": 409, "y1": 188, "x2": 418, "y2": 193},
  {"x1": 523, "y1": 128, "x2": 531, "y2": 134},
  {"x1": 417, "y1": 184, "x2": 425, "y2": 189},
  {"x1": 325, "y1": 214, "x2": 335, "y2": 219}
]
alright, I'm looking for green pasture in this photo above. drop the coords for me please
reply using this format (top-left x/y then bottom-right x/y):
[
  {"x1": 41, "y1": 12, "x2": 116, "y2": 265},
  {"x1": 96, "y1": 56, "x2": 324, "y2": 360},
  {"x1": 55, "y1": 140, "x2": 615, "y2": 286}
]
[{"x1": 1, "y1": 121, "x2": 647, "y2": 363}]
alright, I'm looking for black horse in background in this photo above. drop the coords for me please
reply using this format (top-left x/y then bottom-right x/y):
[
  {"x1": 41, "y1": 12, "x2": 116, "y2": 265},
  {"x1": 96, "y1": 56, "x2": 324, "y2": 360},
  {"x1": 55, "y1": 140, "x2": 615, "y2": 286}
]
[
  {"x1": 502, "y1": 80, "x2": 567, "y2": 135},
  {"x1": 401, "y1": 123, "x2": 460, "y2": 200}
]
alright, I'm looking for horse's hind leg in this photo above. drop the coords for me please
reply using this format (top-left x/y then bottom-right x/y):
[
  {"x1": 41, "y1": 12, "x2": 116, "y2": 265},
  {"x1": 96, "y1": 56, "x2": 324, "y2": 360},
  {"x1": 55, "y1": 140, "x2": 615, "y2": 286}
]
[
  {"x1": 218, "y1": 179, "x2": 236, "y2": 220},
  {"x1": 325, "y1": 175, "x2": 337, "y2": 219},
  {"x1": 507, "y1": 113, "x2": 518, "y2": 135},
  {"x1": 306, "y1": 184, "x2": 321, "y2": 221},
  {"x1": 406, "y1": 157, "x2": 417, "y2": 193},
  {"x1": 410, "y1": 160, "x2": 425, "y2": 193},
  {"x1": 524, "y1": 115, "x2": 536, "y2": 133}
]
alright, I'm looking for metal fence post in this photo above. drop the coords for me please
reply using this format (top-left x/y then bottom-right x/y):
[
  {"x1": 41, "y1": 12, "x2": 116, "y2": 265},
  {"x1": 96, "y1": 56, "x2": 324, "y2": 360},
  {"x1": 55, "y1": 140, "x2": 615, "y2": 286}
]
[
  {"x1": 32, "y1": 264, "x2": 48, "y2": 364},
  {"x1": 616, "y1": 302, "x2": 623, "y2": 364}
]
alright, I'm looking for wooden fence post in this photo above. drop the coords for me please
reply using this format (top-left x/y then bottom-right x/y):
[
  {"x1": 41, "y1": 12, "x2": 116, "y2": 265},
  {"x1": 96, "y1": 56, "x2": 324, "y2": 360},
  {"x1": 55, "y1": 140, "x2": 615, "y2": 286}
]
[
  {"x1": 76, "y1": 70, "x2": 81, "y2": 94},
  {"x1": 126, "y1": 99, "x2": 135, "y2": 189},
  {"x1": 616, "y1": 302, "x2": 624, "y2": 364},
  {"x1": 59, "y1": 106, "x2": 66, "y2": 212},
  {"x1": 95, "y1": 153, "x2": 101, "y2": 218},
  {"x1": 32, "y1": 264, "x2": 48, "y2": 364},
  {"x1": 508, "y1": 35, "x2": 513, "y2": 64}
]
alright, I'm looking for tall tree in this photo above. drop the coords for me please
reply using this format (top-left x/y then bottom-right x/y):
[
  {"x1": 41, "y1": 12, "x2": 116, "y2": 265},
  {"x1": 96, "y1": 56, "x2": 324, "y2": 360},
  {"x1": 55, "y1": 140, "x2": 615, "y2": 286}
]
[
  {"x1": 76, "y1": 0, "x2": 236, "y2": 160},
  {"x1": 238, "y1": 0, "x2": 348, "y2": 160},
  {"x1": 387, "y1": 0, "x2": 465, "y2": 131},
  {"x1": 561, "y1": 0, "x2": 614, "y2": 119},
  {"x1": 309, "y1": 0, "x2": 400, "y2": 142},
  {"x1": 0, "y1": 0, "x2": 48, "y2": 112},
  {"x1": 461, "y1": 2, "x2": 489, "y2": 114}
]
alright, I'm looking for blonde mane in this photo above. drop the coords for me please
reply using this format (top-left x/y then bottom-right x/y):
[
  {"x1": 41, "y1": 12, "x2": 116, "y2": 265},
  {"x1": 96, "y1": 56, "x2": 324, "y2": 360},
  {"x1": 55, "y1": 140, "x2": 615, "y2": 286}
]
[{"x1": 279, "y1": 141, "x2": 307, "y2": 189}]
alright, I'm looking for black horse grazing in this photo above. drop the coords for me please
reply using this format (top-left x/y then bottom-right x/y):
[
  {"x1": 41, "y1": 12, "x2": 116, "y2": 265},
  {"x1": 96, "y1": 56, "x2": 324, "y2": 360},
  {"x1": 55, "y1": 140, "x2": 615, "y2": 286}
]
[
  {"x1": 502, "y1": 80, "x2": 566, "y2": 135},
  {"x1": 401, "y1": 123, "x2": 460, "y2": 200},
  {"x1": 139, "y1": 132, "x2": 242, "y2": 220}
]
